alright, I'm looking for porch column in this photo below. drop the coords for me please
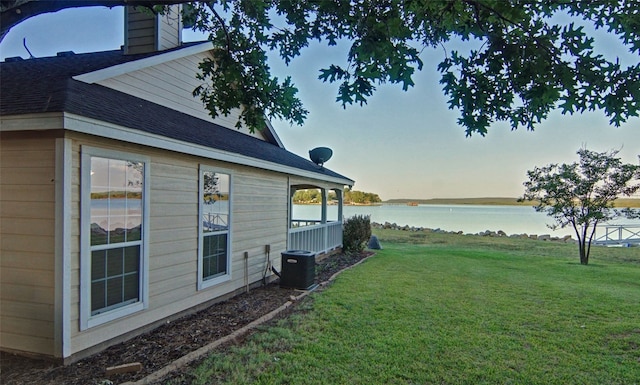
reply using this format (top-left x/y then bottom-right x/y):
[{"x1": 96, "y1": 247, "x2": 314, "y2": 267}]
[
  {"x1": 336, "y1": 189, "x2": 343, "y2": 223},
  {"x1": 289, "y1": 186, "x2": 296, "y2": 229},
  {"x1": 320, "y1": 188, "x2": 327, "y2": 224},
  {"x1": 321, "y1": 188, "x2": 328, "y2": 251}
]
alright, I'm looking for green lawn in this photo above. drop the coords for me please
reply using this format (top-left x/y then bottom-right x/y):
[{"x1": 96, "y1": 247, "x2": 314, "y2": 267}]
[{"x1": 179, "y1": 231, "x2": 640, "y2": 385}]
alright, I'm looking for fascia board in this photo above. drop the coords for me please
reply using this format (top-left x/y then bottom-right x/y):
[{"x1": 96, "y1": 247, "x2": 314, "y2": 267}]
[
  {"x1": 0, "y1": 112, "x2": 64, "y2": 131},
  {"x1": 62, "y1": 113, "x2": 354, "y2": 186}
]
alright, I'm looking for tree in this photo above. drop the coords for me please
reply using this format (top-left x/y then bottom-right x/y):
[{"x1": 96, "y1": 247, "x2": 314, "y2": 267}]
[
  {"x1": 521, "y1": 148, "x2": 640, "y2": 265},
  {"x1": 344, "y1": 188, "x2": 382, "y2": 205},
  {"x1": 2, "y1": 1, "x2": 639, "y2": 135}
]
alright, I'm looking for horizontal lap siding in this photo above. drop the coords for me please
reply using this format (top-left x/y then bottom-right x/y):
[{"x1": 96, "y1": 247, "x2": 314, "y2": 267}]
[
  {"x1": 158, "y1": 9, "x2": 181, "y2": 50},
  {"x1": 0, "y1": 135, "x2": 57, "y2": 356},
  {"x1": 232, "y1": 170, "x2": 288, "y2": 284},
  {"x1": 125, "y1": 8, "x2": 156, "y2": 54},
  {"x1": 68, "y1": 142, "x2": 201, "y2": 354},
  {"x1": 67, "y1": 135, "x2": 291, "y2": 357},
  {"x1": 148, "y1": 157, "x2": 197, "y2": 306},
  {"x1": 125, "y1": 6, "x2": 181, "y2": 54},
  {"x1": 96, "y1": 53, "x2": 263, "y2": 140}
]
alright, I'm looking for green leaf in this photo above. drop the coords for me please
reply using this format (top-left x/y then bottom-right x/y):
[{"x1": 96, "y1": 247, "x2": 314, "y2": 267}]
[{"x1": 176, "y1": 0, "x2": 640, "y2": 135}]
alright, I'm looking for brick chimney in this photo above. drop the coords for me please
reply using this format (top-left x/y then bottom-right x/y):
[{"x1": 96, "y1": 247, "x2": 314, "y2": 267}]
[{"x1": 124, "y1": 5, "x2": 182, "y2": 54}]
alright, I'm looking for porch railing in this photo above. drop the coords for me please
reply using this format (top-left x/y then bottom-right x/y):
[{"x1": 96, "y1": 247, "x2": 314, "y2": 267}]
[{"x1": 288, "y1": 221, "x2": 343, "y2": 254}]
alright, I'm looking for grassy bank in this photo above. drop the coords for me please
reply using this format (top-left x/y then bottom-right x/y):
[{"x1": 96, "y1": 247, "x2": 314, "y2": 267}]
[
  {"x1": 179, "y1": 231, "x2": 640, "y2": 384},
  {"x1": 385, "y1": 197, "x2": 640, "y2": 208}
]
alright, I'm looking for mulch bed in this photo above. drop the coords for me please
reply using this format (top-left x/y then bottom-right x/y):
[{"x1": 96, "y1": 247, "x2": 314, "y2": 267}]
[{"x1": 1, "y1": 251, "x2": 371, "y2": 385}]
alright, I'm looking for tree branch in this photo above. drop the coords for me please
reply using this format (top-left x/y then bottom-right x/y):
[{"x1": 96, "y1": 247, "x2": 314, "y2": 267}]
[
  {"x1": 206, "y1": 2, "x2": 232, "y2": 56},
  {"x1": 0, "y1": 0, "x2": 191, "y2": 42},
  {"x1": 463, "y1": 0, "x2": 522, "y2": 29}
]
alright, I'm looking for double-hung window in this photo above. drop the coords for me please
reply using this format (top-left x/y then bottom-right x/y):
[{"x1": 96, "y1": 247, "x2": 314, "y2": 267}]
[
  {"x1": 80, "y1": 147, "x2": 149, "y2": 329},
  {"x1": 198, "y1": 167, "x2": 231, "y2": 289}
]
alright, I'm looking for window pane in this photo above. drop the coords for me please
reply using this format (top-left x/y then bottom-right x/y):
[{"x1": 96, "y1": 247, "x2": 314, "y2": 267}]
[
  {"x1": 90, "y1": 156, "x2": 111, "y2": 245},
  {"x1": 91, "y1": 281, "x2": 105, "y2": 312},
  {"x1": 126, "y1": 161, "x2": 143, "y2": 191},
  {"x1": 108, "y1": 159, "x2": 128, "y2": 189},
  {"x1": 90, "y1": 221, "x2": 109, "y2": 245},
  {"x1": 91, "y1": 245, "x2": 140, "y2": 313},
  {"x1": 124, "y1": 246, "x2": 139, "y2": 273},
  {"x1": 126, "y1": 215, "x2": 142, "y2": 242},
  {"x1": 126, "y1": 195, "x2": 142, "y2": 216},
  {"x1": 90, "y1": 157, "x2": 145, "y2": 246},
  {"x1": 108, "y1": 211, "x2": 127, "y2": 244},
  {"x1": 91, "y1": 246, "x2": 140, "y2": 314},
  {"x1": 123, "y1": 273, "x2": 139, "y2": 302},
  {"x1": 90, "y1": 192, "x2": 109, "y2": 246},
  {"x1": 106, "y1": 248, "x2": 123, "y2": 277},
  {"x1": 106, "y1": 277, "x2": 123, "y2": 307},
  {"x1": 203, "y1": 233, "x2": 227, "y2": 280},
  {"x1": 91, "y1": 250, "x2": 106, "y2": 280},
  {"x1": 87, "y1": 153, "x2": 145, "y2": 318},
  {"x1": 202, "y1": 172, "x2": 229, "y2": 232},
  {"x1": 91, "y1": 157, "x2": 109, "y2": 192}
]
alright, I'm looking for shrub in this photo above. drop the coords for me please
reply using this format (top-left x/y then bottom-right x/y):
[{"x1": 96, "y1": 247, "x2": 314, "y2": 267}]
[{"x1": 343, "y1": 215, "x2": 372, "y2": 252}]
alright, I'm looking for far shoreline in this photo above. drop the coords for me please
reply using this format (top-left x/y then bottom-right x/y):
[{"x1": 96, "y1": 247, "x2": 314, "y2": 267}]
[
  {"x1": 385, "y1": 197, "x2": 530, "y2": 206},
  {"x1": 384, "y1": 197, "x2": 640, "y2": 208},
  {"x1": 293, "y1": 197, "x2": 640, "y2": 208}
]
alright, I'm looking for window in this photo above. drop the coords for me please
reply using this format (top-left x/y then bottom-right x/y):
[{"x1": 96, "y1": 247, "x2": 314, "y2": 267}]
[
  {"x1": 81, "y1": 147, "x2": 149, "y2": 329},
  {"x1": 199, "y1": 167, "x2": 231, "y2": 289}
]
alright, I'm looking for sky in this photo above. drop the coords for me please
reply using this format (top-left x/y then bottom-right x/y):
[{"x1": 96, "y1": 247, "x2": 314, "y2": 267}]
[{"x1": 1, "y1": 6, "x2": 638, "y2": 200}]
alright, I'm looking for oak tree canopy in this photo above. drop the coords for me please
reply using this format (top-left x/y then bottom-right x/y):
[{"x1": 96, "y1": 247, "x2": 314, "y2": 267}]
[{"x1": 2, "y1": 0, "x2": 638, "y2": 135}]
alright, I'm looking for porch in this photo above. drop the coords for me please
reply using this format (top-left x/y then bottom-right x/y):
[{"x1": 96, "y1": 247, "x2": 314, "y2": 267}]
[{"x1": 287, "y1": 185, "x2": 344, "y2": 255}]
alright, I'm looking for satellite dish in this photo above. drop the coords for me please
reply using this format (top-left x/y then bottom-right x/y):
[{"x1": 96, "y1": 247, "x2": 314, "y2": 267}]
[{"x1": 309, "y1": 147, "x2": 333, "y2": 167}]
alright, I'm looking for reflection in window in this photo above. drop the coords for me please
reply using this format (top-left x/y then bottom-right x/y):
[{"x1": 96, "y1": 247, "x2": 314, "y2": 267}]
[
  {"x1": 90, "y1": 158, "x2": 142, "y2": 245},
  {"x1": 88, "y1": 156, "x2": 144, "y2": 315},
  {"x1": 200, "y1": 170, "x2": 231, "y2": 285}
]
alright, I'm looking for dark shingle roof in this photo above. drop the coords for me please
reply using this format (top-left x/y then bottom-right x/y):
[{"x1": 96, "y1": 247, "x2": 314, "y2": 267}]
[{"x1": 0, "y1": 47, "x2": 352, "y2": 184}]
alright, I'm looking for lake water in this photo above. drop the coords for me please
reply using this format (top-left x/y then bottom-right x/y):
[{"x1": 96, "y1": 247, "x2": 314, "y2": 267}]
[{"x1": 293, "y1": 204, "x2": 640, "y2": 238}]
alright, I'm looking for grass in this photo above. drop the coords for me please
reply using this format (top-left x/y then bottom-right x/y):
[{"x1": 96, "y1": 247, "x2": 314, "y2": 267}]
[{"x1": 176, "y1": 230, "x2": 640, "y2": 385}]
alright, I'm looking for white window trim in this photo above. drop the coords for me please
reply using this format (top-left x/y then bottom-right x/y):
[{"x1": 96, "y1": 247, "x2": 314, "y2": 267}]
[
  {"x1": 54, "y1": 138, "x2": 72, "y2": 357},
  {"x1": 79, "y1": 146, "x2": 150, "y2": 330},
  {"x1": 198, "y1": 165, "x2": 232, "y2": 290}
]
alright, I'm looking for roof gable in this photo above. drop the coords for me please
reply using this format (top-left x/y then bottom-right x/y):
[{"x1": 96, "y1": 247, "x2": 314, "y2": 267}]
[
  {"x1": 73, "y1": 42, "x2": 213, "y2": 84},
  {"x1": 75, "y1": 42, "x2": 283, "y2": 145},
  {"x1": 0, "y1": 46, "x2": 352, "y2": 185}
]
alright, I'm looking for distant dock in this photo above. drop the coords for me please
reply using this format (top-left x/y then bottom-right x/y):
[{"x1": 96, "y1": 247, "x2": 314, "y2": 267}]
[{"x1": 594, "y1": 225, "x2": 640, "y2": 246}]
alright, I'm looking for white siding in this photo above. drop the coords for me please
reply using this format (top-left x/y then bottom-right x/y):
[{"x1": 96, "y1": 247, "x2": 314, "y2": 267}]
[
  {"x1": 158, "y1": 6, "x2": 182, "y2": 50},
  {"x1": 66, "y1": 134, "x2": 289, "y2": 358},
  {"x1": 0, "y1": 133, "x2": 57, "y2": 356},
  {"x1": 96, "y1": 52, "x2": 266, "y2": 140},
  {"x1": 0, "y1": 124, "x2": 344, "y2": 360}
]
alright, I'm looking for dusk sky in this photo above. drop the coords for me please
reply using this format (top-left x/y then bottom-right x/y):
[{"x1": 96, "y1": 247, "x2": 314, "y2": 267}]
[{"x1": 1, "y1": 6, "x2": 637, "y2": 200}]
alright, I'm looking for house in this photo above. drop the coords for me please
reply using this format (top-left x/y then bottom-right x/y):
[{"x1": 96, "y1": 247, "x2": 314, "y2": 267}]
[{"x1": 0, "y1": 6, "x2": 353, "y2": 363}]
